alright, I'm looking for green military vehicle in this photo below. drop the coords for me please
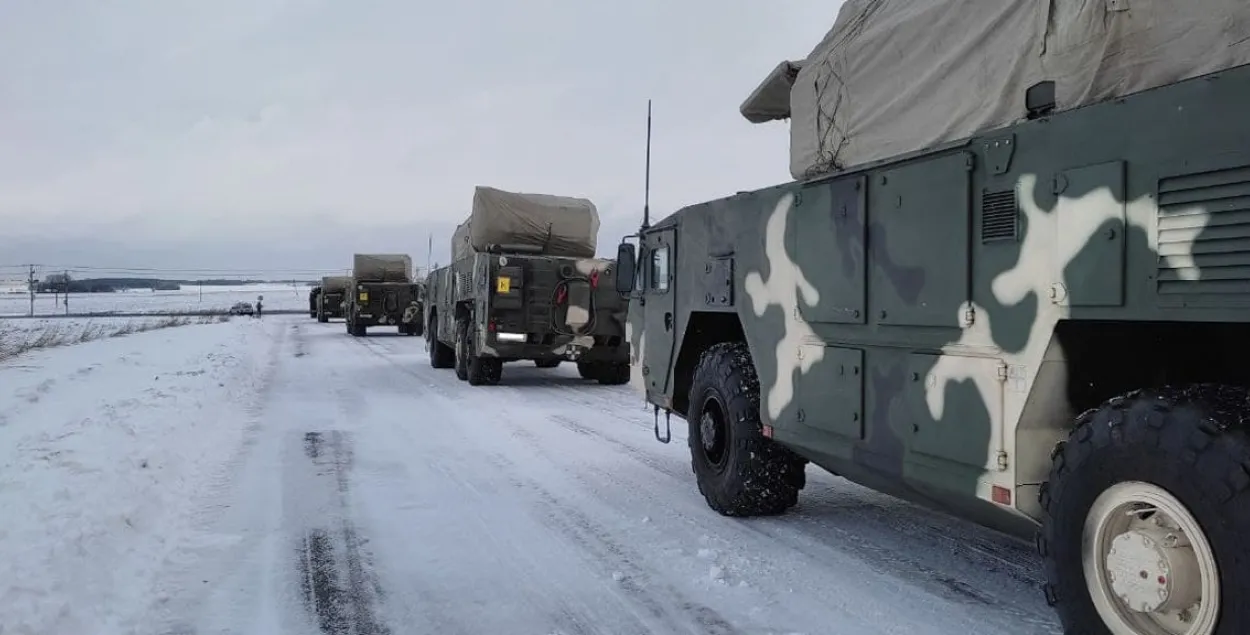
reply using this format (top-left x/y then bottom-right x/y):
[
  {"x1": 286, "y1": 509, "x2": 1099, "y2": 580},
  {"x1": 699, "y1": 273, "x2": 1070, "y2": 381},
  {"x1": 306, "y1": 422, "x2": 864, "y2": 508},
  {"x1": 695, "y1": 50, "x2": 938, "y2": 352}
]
[
  {"x1": 614, "y1": 2, "x2": 1250, "y2": 634},
  {"x1": 343, "y1": 255, "x2": 421, "y2": 336},
  {"x1": 316, "y1": 276, "x2": 350, "y2": 323},
  {"x1": 308, "y1": 285, "x2": 321, "y2": 318},
  {"x1": 425, "y1": 186, "x2": 629, "y2": 386}
]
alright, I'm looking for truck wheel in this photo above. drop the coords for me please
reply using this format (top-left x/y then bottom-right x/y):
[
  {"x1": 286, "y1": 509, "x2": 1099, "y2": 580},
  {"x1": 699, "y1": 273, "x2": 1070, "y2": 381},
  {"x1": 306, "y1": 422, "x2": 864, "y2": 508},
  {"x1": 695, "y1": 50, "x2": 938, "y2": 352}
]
[
  {"x1": 1038, "y1": 384, "x2": 1250, "y2": 635},
  {"x1": 460, "y1": 320, "x2": 497, "y2": 385},
  {"x1": 576, "y1": 362, "x2": 599, "y2": 380},
  {"x1": 596, "y1": 362, "x2": 630, "y2": 386},
  {"x1": 454, "y1": 320, "x2": 470, "y2": 381},
  {"x1": 534, "y1": 359, "x2": 561, "y2": 369},
  {"x1": 688, "y1": 342, "x2": 805, "y2": 516},
  {"x1": 318, "y1": 312, "x2": 328, "y2": 323}
]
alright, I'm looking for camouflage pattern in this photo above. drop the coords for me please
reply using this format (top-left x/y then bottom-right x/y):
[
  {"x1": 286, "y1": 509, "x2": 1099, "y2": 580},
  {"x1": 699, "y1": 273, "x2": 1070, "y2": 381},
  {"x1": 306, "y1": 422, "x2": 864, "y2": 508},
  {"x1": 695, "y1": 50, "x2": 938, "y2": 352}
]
[
  {"x1": 623, "y1": 62, "x2": 1250, "y2": 541},
  {"x1": 425, "y1": 251, "x2": 630, "y2": 384}
]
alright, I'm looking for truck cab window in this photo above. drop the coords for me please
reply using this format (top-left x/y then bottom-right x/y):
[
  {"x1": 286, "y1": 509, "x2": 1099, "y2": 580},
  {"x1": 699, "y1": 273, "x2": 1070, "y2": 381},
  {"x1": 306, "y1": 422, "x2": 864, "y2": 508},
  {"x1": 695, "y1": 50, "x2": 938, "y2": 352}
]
[{"x1": 651, "y1": 246, "x2": 669, "y2": 292}]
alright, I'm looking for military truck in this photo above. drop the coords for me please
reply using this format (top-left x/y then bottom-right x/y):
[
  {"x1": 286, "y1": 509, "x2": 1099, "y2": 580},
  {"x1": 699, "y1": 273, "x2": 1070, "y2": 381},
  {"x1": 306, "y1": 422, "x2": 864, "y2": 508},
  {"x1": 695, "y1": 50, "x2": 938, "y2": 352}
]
[
  {"x1": 424, "y1": 186, "x2": 629, "y2": 386},
  {"x1": 343, "y1": 255, "x2": 421, "y2": 336},
  {"x1": 614, "y1": 2, "x2": 1250, "y2": 634},
  {"x1": 316, "y1": 276, "x2": 351, "y2": 323},
  {"x1": 308, "y1": 286, "x2": 321, "y2": 318}
]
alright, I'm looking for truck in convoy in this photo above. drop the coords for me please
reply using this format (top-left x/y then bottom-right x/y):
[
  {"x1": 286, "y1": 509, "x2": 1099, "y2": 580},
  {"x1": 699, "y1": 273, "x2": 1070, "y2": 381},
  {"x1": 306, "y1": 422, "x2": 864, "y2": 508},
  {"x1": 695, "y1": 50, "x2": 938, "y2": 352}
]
[
  {"x1": 343, "y1": 255, "x2": 421, "y2": 336},
  {"x1": 613, "y1": 2, "x2": 1250, "y2": 633},
  {"x1": 424, "y1": 186, "x2": 630, "y2": 386},
  {"x1": 308, "y1": 286, "x2": 321, "y2": 318},
  {"x1": 316, "y1": 276, "x2": 351, "y2": 323}
]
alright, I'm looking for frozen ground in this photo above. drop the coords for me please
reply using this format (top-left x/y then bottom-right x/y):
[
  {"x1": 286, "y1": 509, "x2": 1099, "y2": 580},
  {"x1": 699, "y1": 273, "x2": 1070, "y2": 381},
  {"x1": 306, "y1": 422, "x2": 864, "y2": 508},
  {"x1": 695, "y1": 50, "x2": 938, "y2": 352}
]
[
  {"x1": 0, "y1": 283, "x2": 313, "y2": 316},
  {"x1": 0, "y1": 315, "x2": 1062, "y2": 635}
]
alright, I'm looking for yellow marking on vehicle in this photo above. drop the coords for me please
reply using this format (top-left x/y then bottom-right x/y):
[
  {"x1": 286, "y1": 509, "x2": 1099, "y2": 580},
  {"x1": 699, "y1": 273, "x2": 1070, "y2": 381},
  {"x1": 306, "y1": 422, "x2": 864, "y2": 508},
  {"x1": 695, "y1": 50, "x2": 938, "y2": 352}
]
[{"x1": 496, "y1": 276, "x2": 511, "y2": 293}]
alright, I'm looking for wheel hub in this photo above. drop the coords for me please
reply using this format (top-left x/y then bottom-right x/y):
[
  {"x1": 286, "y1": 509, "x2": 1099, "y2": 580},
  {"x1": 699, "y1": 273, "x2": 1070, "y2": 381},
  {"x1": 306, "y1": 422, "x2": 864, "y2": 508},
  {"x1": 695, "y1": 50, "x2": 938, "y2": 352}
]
[
  {"x1": 1105, "y1": 527, "x2": 1201, "y2": 614},
  {"x1": 700, "y1": 413, "x2": 717, "y2": 451}
]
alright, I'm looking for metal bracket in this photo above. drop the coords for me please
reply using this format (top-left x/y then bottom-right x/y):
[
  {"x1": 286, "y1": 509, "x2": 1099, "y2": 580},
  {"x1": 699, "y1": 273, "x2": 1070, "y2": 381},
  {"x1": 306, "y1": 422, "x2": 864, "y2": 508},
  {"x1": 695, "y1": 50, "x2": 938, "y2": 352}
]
[{"x1": 984, "y1": 135, "x2": 1015, "y2": 175}]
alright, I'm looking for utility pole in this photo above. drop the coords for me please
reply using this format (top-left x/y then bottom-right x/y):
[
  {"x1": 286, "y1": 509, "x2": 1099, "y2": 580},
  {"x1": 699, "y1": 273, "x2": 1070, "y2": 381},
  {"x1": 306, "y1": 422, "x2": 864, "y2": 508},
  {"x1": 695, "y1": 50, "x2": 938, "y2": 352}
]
[
  {"x1": 27, "y1": 264, "x2": 35, "y2": 316},
  {"x1": 63, "y1": 270, "x2": 70, "y2": 315}
]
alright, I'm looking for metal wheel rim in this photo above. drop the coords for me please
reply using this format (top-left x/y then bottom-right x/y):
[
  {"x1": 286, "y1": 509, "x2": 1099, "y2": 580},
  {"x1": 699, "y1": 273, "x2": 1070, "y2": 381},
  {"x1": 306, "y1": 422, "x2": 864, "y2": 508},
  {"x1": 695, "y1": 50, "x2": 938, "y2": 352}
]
[
  {"x1": 698, "y1": 394, "x2": 729, "y2": 471},
  {"x1": 1082, "y1": 480, "x2": 1220, "y2": 635}
]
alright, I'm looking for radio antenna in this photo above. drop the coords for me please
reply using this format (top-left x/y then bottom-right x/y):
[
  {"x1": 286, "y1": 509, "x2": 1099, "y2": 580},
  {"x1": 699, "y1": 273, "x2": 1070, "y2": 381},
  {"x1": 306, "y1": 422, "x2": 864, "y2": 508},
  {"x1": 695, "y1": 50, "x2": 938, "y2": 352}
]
[{"x1": 642, "y1": 99, "x2": 652, "y2": 231}]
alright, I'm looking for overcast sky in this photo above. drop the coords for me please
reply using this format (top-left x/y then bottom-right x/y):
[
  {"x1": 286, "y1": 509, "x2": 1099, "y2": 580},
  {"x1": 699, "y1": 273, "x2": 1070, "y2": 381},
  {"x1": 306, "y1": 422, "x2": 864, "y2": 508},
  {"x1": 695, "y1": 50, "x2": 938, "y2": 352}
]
[{"x1": 0, "y1": 0, "x2": 838, "y2": 278}]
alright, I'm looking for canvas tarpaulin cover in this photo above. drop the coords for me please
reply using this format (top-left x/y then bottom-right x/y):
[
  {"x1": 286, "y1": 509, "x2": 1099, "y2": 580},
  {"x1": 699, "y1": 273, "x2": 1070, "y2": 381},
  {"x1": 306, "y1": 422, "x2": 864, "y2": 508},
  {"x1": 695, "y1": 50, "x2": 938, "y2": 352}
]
[
  {"x1": 321, "y1": 276, "x2": 352, "y2": 293},
  {"x1": 452, "y1": 186, "x2": 599, "y2": 260},
  {"x1": 452, "y1": 219, "x2": 474, "y2": 262},
  {"x1": 352, "y1": 254, "x2": 412, "y2": 283},
  {"x1": 741, "y1": 0, "x2": 1250, "y2": 180}
]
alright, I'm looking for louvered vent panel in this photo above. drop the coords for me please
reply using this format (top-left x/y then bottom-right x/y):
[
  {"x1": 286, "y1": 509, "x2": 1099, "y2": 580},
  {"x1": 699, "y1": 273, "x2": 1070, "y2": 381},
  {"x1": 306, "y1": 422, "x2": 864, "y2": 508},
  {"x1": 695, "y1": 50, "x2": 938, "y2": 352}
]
[
  {"x1": 1156, "y1": 166, "x2": 1250, "y2": 296},
  {"x1": 981, "y1": 189, "x2": 1018, "y2": 242}
]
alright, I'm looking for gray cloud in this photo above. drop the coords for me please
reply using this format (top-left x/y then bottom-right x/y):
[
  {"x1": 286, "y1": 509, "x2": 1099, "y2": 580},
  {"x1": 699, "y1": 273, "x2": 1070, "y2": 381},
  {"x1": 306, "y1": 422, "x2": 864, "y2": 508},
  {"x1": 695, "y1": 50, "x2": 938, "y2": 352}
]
[{"x1": 0, "y1": 0, "x2": 839, "y2": 273}]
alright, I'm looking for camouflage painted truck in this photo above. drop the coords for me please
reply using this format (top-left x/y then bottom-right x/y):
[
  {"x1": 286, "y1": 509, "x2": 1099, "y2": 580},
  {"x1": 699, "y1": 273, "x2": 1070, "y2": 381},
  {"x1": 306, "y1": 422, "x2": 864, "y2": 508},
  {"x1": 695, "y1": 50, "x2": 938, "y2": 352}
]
[
  {"x1": 614, "y1": 2, "x2": 1250, "y2": 634},
  {"x1": 316, "y1": 275, "x2": 351, "y2": 322},
  {"x1": 424, "y1": 186, "x2": 629, "y2": 386},
  {"x1": 343, "y1": 254, "x2": 422, "y2": 336}
]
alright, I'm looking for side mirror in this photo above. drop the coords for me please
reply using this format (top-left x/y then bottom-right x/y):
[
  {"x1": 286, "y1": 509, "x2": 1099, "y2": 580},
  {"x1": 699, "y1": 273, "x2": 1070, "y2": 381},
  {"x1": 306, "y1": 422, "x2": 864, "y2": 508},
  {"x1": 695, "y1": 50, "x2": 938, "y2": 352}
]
[{"x1": 615, "y1": 242, "x2": 637, "y2": 294}]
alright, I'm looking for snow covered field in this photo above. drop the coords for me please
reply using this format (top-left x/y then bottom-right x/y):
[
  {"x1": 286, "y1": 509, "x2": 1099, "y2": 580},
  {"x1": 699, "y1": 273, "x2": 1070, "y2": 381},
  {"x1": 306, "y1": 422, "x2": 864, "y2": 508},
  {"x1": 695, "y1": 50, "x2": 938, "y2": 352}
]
[
  {"x1": 0, "y1": 283, "x2": 313, "y2": 316},
  {"x1": 0, "y1": 315, "x2": 1063, "y2": 635}
]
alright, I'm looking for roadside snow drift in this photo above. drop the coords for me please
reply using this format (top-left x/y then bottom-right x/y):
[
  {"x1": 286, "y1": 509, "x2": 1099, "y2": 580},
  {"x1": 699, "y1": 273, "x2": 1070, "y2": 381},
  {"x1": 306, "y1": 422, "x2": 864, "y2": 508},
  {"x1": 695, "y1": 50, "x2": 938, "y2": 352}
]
[{"x1": 0, "y1": 318, "x2": 279, "y2": 635}]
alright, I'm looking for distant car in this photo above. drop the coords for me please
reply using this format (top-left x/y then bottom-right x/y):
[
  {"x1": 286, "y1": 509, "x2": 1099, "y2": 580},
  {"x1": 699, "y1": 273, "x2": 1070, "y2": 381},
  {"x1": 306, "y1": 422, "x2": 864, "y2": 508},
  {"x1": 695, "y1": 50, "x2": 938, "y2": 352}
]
[{"x1": 229, "y1": 302, "x2": 254, "y2": 316}]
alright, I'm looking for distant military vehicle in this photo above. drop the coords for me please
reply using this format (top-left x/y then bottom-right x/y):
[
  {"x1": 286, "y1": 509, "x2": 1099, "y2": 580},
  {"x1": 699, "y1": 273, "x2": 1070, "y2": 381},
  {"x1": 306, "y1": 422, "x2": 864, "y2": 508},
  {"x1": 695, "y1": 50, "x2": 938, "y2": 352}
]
[
  {"x1": 615, "y1": 2, "x2": 1250, "y2": 634},
  {"x1": 308, "y1": 286, "x2": 321, "y2": 318},
  {"x1": 424, "y1": 186, "x2": 629, "y2": 386},
  {"x1": 343, "y1": 255, "x2": 421, "y2": 336},
  {"x1": 316, "y1": 276, "x2": 351, "y2": 323}
]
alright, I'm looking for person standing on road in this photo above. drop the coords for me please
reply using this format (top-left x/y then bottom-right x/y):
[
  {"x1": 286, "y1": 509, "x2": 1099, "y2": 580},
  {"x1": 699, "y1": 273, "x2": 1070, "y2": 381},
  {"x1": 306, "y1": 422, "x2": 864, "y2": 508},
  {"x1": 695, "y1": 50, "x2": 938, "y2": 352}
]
[{"x1": 255, "y1": 295, "x2": 264, "y2": 319}]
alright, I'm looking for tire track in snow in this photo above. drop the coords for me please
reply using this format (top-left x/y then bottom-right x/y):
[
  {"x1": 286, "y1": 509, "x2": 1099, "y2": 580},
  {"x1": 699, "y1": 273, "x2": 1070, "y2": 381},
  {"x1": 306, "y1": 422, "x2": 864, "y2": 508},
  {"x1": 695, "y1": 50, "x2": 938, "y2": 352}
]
[{"x1": 295, "y1": 430, "x2": 390, "y2": 635}]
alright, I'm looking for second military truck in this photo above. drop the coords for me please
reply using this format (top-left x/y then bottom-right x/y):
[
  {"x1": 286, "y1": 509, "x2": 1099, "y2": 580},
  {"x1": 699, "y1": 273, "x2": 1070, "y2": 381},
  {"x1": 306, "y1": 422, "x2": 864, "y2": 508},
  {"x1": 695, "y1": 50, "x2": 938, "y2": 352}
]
[
  {"x1": 316, "y1": 275, "x2": 351, "y2": 322},
  {"x1": 425, "y1": 186, "x2": 629, "y2": 386},
  {"x1": 344, "y1": 254, "x2": 422, "y2": 336}
]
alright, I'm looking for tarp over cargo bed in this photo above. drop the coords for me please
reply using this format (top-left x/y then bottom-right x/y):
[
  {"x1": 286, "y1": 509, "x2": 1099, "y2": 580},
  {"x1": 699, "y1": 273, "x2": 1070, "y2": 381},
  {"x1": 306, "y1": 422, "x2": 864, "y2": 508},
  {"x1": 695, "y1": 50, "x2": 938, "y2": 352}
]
[
  {"x1": 321, "y1": 276, "x2": 352, "y2": 293},
  {"x1": 352, "y1": 254, "x2": 412, "y2": 283},
  {"x1": 452, "y1": 186, "x2": 599, "y2": 261},
  {"x1": 741, "y1": 0, "x2": 1250, "y2": 179}
]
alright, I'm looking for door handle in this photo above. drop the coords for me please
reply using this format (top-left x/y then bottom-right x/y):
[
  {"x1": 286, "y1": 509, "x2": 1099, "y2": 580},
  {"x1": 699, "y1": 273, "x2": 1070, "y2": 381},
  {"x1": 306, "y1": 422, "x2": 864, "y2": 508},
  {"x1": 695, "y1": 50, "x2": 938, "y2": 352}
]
[{"x1": 664, "y1": 312, "x2": 673, "y2": 331}]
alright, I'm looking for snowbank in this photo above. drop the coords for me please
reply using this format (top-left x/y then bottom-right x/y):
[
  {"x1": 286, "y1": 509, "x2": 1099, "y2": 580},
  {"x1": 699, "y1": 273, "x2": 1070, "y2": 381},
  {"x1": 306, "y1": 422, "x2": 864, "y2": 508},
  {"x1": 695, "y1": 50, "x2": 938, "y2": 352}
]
[{"x1": 0, "y1": 318, "x2": 279, "y2": 635}]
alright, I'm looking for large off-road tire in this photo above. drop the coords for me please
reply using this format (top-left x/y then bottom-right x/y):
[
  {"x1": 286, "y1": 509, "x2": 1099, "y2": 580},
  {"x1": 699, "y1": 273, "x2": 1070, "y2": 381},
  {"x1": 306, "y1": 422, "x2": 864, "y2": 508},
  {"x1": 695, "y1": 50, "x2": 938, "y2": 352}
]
[
  {"x1": 1038, "y1": 384, "x2": 1250, "y2": 635},
  {"x1": 318, "y1": 311, "x2": 328, "y2": 323},
  {"x1": 688, "y1": 342, "x2": 806, "y2": 516},
  {"x1": 596, "y1": 362, "x2": 630, "y2": 386},
  {"x1": 454, "y1": 320, "x2": 470, "y2": 381},
  {"x1": 534, "y1": 359, "x2": 562, "y2": 369},
  {"x1": 456, "y1": 318, "x2": 500, "y2": 385},
  {"x1": 576, "y1": 362, "x2": 599, "y2": 380},
  {"x1": 427, "y1": 318, "x2": 455, "y2": 369}
]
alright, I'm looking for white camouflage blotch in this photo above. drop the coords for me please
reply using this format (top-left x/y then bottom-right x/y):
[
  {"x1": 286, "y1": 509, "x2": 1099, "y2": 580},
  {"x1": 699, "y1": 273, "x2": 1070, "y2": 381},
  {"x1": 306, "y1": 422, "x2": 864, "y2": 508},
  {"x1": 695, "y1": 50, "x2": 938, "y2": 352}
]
[{"x1": 744, "y1": 193, "x2": 823, "y2": 421}]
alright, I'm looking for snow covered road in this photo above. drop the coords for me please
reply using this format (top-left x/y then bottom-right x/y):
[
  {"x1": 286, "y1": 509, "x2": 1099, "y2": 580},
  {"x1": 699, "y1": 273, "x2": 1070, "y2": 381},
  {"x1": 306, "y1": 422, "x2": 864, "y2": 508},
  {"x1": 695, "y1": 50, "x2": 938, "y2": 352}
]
[{"x1": 1, "y1": 315, "x2": 1064, "y2": 634}]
